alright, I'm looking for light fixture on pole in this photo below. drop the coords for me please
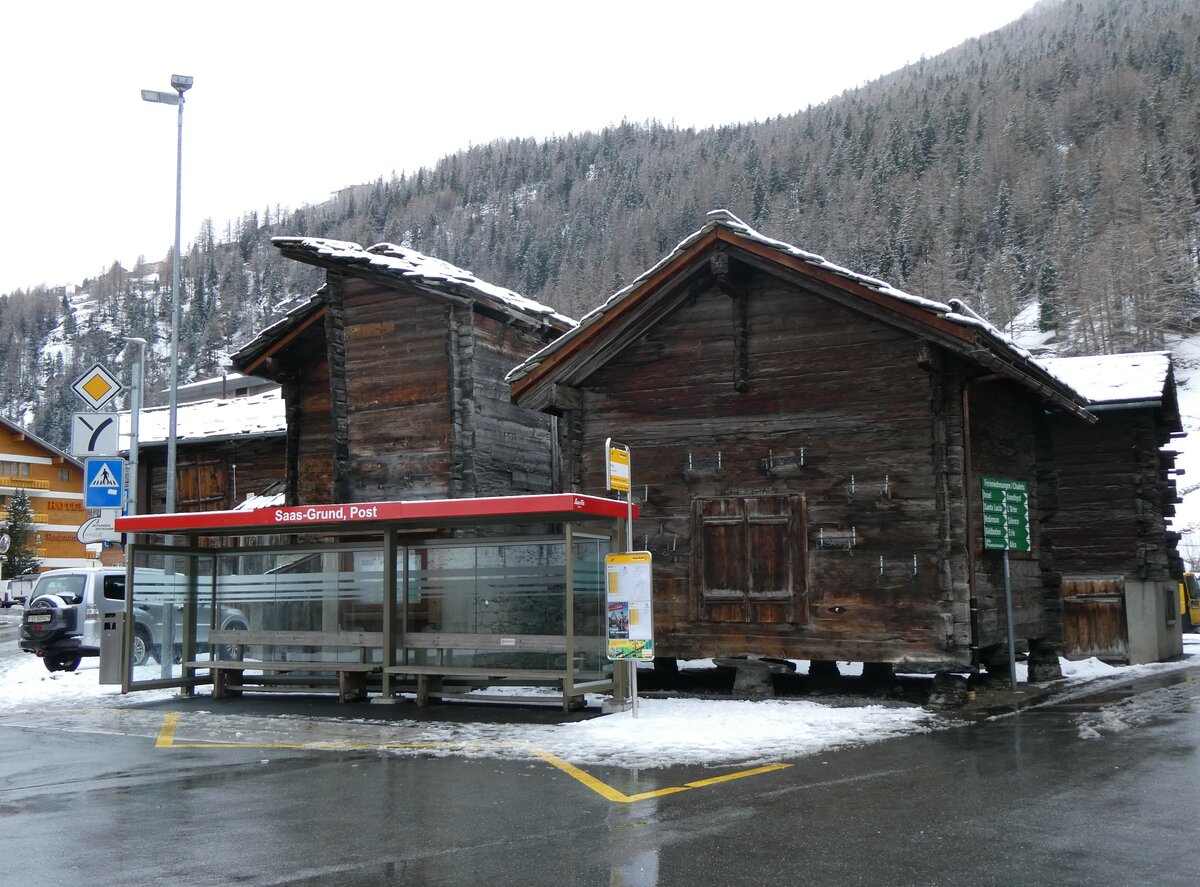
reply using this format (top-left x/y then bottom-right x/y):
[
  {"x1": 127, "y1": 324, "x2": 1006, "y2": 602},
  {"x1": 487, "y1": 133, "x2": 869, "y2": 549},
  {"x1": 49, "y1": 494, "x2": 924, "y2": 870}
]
[{"x1": 141, "y1": 74, "x2": 192, "y2": 515}]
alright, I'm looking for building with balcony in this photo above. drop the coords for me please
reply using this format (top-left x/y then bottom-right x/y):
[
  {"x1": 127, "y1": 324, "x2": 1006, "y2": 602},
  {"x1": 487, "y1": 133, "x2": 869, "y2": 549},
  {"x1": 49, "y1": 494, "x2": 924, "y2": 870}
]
[{"x1": 0, "y1": 416, "x2": 95, "y2": 571}]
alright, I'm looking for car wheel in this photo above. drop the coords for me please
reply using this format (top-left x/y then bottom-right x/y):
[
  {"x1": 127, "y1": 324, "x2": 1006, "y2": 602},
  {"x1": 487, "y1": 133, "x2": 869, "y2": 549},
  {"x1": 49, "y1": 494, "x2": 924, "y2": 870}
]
[
  {"x1": 219, "y1": 624, "x2": 248, "y2": 661},
  {"x1": 44, "y1": 654, "x2": 81, "y2": 672},
  {"x1": 132, "y1": 626, "x2": 155, "y2": 667}
]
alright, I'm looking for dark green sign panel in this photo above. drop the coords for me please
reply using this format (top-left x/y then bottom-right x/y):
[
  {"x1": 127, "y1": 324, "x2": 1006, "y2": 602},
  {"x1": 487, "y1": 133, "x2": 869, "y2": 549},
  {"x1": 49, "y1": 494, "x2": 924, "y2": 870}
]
[{"x1": 981, "y1": 476, "x2": 1030, "y2": 552}]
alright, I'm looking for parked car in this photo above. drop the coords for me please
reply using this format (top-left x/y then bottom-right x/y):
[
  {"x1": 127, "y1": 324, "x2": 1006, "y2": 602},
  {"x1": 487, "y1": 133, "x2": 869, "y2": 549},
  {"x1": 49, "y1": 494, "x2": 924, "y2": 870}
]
[
  {"x1": 19, "y1": 567, "x2": 249, "y2": 672},
  {"x1": 2, "y1": 574, "x2": 37, "y2": 608}
]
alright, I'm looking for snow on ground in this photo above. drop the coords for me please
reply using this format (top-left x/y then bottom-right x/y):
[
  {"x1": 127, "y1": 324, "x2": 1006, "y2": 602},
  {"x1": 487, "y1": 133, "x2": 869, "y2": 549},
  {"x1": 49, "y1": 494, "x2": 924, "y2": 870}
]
[{"x1": 3, "y1": 638, "x2": 1197, "y2": 769}]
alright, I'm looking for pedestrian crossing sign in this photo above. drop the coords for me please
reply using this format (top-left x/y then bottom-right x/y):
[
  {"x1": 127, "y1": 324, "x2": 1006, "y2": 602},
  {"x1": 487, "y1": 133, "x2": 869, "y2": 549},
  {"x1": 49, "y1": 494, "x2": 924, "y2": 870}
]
[{"x1": 84, "y1": 457, "x2": 125, "y2": 509}]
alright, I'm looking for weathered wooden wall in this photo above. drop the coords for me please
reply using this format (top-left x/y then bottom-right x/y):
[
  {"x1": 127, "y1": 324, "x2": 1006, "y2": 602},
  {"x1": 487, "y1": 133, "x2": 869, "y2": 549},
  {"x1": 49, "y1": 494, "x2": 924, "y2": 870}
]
[
  {"x1": 471, "y1": 312, "x2": 561, "y2": 496},
  {"x1": 339, "y1": 276, "x2": 453, "y2": 501},
  {"x1": 141, "y1": 434, "x2": 286, "y2": 514},
  {"x1": 965, "y1": 379, "x2": 1057, "y2": 655},
  {"x1": 295, "y1": 275, "x2": 562, "y2": 505},
  {"x1": 566, "y1": 268, "x2": 980, "y2": 667},
  {"x1": 1050, "y1": 411, "x2": 1178, "y2": 582},
  {"x1": 291, "y1": 331, "x2": 335, "y2": 505}
]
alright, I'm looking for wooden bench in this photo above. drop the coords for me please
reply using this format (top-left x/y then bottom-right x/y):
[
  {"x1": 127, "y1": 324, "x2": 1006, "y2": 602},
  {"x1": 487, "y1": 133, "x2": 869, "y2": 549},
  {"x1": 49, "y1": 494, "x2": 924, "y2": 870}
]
[
  {"x1": 385, "y1": 632, "x2": 612, "y2": 710},
  {"x1": 186, "y1": 630, "x2": 383, "y2": 702}
]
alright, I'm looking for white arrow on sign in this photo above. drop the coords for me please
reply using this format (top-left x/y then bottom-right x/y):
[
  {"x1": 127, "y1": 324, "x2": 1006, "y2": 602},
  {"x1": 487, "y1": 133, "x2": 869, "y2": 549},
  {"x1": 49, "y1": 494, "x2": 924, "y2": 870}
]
[{"x1": 71, "y1": 413, "x2": 120, "y2": 457}]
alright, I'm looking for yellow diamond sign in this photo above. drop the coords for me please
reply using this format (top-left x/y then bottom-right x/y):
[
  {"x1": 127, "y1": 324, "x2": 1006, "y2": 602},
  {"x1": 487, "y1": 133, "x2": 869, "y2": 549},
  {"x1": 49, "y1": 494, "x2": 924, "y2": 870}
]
[{"x1": 71, "y1": 363, "x2": 123, "y2": 410}]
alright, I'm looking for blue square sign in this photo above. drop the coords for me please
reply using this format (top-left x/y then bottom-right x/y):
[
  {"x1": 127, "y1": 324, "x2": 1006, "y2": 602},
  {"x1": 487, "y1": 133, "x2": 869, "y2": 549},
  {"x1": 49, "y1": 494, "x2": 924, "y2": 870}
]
[{"x1": 84, "y1": 458, "x2": 125, "y2": 509}]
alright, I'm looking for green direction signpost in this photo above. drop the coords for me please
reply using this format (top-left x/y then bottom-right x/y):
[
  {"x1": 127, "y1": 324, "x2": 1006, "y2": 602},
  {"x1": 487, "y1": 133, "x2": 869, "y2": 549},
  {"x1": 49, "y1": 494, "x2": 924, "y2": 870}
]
[
  {"x1": 981, "y1": 476, "x2": 1030, "y2": 689},
  {"x1": 981, "y1": 476, "x2": 1030, "y2": 552}
]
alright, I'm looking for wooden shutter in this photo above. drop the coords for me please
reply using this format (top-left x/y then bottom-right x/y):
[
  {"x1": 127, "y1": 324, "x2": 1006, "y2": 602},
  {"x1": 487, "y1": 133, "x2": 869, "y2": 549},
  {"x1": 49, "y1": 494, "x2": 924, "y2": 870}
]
[{"x1": 692, "y1": 495, "x2": 807, "y2": 624}]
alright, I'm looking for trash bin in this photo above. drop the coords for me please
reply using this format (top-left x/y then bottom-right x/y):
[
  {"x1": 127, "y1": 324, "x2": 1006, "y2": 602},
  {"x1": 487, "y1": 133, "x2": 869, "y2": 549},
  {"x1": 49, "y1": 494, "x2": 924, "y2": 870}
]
[{"x1": 100, "y1": 611, "x2": 125, "y2": 685}]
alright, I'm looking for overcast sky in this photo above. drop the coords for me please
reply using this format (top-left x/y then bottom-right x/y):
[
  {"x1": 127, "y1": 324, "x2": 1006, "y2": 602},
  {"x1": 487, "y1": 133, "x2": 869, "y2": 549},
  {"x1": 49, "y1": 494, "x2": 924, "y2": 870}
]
[{"x1": 0, "y1": 0, "x2": 1034, "y2": 295}]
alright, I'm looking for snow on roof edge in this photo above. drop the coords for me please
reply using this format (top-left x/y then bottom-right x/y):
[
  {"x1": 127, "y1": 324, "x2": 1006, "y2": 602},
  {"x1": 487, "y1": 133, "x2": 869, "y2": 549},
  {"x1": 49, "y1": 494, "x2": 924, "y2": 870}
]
[
  {"x1": 272, "y1": 236, "x2": 575, "y2": 330},
  {"x1": 507, "y1": 210, "x2": 1046, "y2": 388}
]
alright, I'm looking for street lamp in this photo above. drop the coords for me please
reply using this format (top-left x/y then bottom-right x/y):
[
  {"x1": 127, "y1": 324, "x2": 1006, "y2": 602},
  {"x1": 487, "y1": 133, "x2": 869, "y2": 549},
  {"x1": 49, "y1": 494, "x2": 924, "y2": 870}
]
[
  {"x1": 141, "y1": 74, "x2": 192, "y2": 515},
  {"x1": 122, "y1": 337, "x2": 147, "y2": 517}
]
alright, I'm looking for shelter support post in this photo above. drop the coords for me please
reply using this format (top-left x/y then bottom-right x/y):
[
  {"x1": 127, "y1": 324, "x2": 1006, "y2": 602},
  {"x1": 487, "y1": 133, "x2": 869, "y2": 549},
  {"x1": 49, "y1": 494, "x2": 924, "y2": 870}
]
[{"x1": 380, "y1": 528, "x2": 398, "y2": 700}]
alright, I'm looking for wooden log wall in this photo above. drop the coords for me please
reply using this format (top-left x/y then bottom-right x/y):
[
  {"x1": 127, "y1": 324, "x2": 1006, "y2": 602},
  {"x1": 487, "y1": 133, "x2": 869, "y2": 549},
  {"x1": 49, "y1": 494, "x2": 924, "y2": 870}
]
[
  {"x1": 338, "y1": 277, "x2": 453, "y2": 502},
  {"x1": 471, "y1": 312, "x2": 560, "y2": 496},
  {"x1": 569, "y1": 270, "x2": 974, "y2": 668},
  {"x1": 1050, "y1": 411, "x2": 1179, "y2": 582},
  {"x1": 965, "y1": 379, "x2": 1055, "y2": 653},
  {"x1": 292, "y1": 337, "x2": 335, "y2": 504},
  {"x1": 141, "y1": 435, "x2": 286, "y2": 514}
]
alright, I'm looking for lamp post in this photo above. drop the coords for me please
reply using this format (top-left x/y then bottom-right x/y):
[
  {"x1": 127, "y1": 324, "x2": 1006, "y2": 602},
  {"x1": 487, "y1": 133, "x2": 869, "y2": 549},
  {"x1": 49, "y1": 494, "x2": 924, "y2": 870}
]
[
  {"x1": 141, "y1": 74, "x2": 192, "y2": 515},
  {"x1": 122, "y1": 337, "x2": 147, "y2": 517}
]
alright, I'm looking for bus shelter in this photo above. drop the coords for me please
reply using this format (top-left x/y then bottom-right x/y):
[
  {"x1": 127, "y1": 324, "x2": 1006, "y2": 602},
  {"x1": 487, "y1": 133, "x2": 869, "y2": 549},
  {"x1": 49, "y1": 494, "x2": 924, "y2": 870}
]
[{"x1": 114, "y1": 494, "x2": 635, "y2": 710}]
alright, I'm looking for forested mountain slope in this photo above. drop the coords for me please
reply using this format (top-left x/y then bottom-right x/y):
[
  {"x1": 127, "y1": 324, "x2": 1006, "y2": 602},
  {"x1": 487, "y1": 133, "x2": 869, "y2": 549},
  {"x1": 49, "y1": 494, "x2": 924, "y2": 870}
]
[{"x1": 3, "y1": 0, "x2": 1198, "y2": 448}]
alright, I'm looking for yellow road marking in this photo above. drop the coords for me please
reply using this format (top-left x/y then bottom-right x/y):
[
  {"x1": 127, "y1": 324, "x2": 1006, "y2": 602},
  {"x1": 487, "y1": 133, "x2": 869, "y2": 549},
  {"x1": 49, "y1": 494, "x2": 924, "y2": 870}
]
[
  {"x1": 532, "y1": 748, "x2": 791, "y2": 802},
  {"x1": 155, "y1": 711, "x2": 181, "y2": 747},
  {"x1": 155, "y1": 713, "x2": 792, "y2": 803}
]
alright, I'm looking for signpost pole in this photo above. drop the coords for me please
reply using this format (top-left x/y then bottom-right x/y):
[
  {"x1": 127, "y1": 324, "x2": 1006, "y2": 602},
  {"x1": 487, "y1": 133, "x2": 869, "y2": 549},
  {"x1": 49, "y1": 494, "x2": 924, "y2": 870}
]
[
  {"x1": 982, "y1": 477, "x2": 1029, "y2": 691},
  {"x1": 605, "y1": 438, "x2": 645, "y2": 717},
  {"x1": 1002, "y1": 549, "x2": 1017, "y2": 690}
]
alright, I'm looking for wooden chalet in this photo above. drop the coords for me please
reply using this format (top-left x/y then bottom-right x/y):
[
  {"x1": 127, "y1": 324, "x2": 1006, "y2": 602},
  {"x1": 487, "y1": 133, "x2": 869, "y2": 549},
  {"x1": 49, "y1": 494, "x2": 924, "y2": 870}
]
[
  {"x1": 0, "y1": 416, "x2": 94, "y2": 571},
  {"x1": 231, "y1": 238, "x2": 575, "y2": 506},
  {"x1": 509, "y1": 210, "x2": 1099, "y2": 675},
  {"x1": 121, "y1": 386, "x2": 286, "y2": 515},
  {"x1": 1041, "y1": 352, "x2": 1184, "y2": 664}
]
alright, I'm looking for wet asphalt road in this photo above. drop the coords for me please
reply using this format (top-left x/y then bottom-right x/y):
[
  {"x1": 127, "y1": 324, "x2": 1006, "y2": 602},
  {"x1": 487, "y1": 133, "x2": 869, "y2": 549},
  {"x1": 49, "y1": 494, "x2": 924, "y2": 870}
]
[{"x1": 0, "y1": 659, "x2": 1197, "y2": 886}]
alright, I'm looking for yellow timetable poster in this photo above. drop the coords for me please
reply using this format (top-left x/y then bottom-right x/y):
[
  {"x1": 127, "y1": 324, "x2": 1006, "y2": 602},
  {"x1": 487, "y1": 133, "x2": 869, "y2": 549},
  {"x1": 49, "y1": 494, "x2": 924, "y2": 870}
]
[{"x1": 605, "y1": 551, "x2": 654, "y2": 661}]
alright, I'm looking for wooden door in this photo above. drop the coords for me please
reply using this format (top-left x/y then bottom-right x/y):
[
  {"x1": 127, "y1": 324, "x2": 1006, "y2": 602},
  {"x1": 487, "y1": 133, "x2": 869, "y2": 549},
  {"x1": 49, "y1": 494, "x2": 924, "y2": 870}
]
[
  {"x1": 176, "y1": 454, "x2": 229, "y2": 513},
  {"x1": 1061, "y1": 576, "x2": 1129, "y2": 663}
]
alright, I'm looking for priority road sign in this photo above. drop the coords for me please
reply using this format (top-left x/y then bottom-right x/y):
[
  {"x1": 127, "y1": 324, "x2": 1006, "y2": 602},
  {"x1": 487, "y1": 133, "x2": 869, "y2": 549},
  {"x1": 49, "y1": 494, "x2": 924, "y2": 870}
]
[
  {"x1": 84, "y1": 457, "x2": 125, "y2": 509},
  {"x1": 71, "y1": 363, "x2": 123, "y2": 411}
]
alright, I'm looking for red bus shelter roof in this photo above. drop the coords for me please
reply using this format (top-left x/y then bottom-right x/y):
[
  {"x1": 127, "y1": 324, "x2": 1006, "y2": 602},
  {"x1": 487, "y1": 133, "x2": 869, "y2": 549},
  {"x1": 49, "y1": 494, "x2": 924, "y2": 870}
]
[{"x1": 115, "y1": 493, "x2": 637, "y2": 537}]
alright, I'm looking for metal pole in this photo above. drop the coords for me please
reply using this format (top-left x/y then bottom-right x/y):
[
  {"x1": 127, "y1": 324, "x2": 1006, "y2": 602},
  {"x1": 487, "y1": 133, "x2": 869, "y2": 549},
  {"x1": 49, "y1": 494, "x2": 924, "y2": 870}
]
[
  {"x1": 165, "y1": 88, "x2": 185, "y2": 516},
  {"x1": 124, "y1": 338, "x2": 145, "y2": 517},
  {"x1": 627, "y1": 476, "x2": 638, "y2": 718},
  {"x1": 1002, "y1": 550, "x2": 1017, "y2": 690}
]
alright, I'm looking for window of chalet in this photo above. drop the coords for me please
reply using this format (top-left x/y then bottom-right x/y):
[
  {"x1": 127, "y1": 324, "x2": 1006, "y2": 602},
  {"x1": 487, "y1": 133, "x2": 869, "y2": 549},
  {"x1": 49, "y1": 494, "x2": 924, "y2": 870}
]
[{"x1": 691, "y1": 495, "x2": 808, "y2": 624}]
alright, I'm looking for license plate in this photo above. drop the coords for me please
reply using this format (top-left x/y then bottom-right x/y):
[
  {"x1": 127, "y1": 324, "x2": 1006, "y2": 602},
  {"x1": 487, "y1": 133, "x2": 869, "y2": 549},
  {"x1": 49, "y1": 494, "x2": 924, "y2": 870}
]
[{"x1": 26, "y1": 614, "x2": 52, "y2": 624}]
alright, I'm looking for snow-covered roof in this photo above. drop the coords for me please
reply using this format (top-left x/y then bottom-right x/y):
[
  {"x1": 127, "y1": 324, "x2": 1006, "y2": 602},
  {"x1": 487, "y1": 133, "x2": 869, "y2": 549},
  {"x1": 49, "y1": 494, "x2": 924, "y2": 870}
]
[
  {"x1": 234, "y1": 483, "x2": 285, "y2": 511},
  {"x1": 1040, "y1": 352, "x2": 1173, "y2": 406},
  {"x1": 230, "y1": 290, "x2": 328, "y2": 374},
  {"x1": 119, "y1": 389, "x2": 285, "y2": 447},
  {"x1": 507, "y1": 210, "x2": 1091, "y2": 420},
  {"x1": 272, "y1": 236, "x2": 576, "y2": 330}
]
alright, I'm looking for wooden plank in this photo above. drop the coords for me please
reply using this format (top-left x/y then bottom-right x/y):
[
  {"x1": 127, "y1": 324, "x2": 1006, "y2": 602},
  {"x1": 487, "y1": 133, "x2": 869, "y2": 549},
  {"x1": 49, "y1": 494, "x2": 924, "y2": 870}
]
[
  {"x1": 195, "y1": 661, "x2": 381, "y2": 672},
  {"x1": 399, "y1": 632, "x2": 603, "y2": 653},
  {"x1": 385, "y1": 665, "x2": 604, "y2": 679},
  {"x1": 208, "y1": 630, "x2": 383, "y2": 647}
]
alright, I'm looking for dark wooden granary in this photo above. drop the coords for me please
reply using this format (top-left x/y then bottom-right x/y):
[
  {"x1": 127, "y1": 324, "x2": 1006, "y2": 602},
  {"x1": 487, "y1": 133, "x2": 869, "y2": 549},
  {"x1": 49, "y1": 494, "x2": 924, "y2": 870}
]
[
  {"x1": 1041, "y1": 352, "x2": 1184, "y2": 664},
  {"x1": 121, "y1": 384, "x2": 286, "y2": 516},
  {"x1": 231, "y1": 238, "x2": 574, "y2": 505},
  {"x1": 509, "y1": 210, "x2": 1099, "y2": 674}
]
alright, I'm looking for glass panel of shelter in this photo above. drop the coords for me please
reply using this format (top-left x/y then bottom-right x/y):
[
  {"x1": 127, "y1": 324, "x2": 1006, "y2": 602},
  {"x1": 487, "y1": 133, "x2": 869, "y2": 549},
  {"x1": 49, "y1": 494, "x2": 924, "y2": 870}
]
[{"x1": 127, "y1": 531, "x2": 612, "y2": 691}]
